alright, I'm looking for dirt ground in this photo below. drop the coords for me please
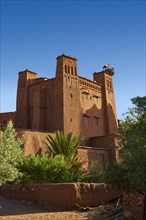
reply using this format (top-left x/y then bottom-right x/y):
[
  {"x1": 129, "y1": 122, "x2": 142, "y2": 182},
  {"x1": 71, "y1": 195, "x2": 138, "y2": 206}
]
[{"x1": 0, "y1": 197, "x2": 123, "y2": 220}]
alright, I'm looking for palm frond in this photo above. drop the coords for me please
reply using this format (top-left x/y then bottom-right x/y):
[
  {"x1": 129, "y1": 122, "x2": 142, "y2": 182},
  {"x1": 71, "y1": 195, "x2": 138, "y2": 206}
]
[{"x1": 44, "y1": 131, "x2": 83, "y2": 162}]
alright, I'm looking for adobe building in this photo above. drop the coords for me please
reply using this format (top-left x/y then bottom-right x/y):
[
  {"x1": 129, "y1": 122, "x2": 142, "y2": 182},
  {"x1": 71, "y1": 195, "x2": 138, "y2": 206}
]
[{"x1": 0, "y1": 54, "x2": 118, "y2": 169}]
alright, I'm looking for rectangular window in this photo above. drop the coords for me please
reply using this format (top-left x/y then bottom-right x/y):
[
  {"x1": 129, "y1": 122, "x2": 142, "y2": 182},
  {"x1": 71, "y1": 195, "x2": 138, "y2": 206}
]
[
  {"x1": 94, "y1": 116, "x2": 99, "y2": 125},
  {"x1": 82, "y1": 92, "x2": 89, "y2": 101},
  {"x1": 83, "y1": 115, "x2": 90, "y2": 123},
  {"x1": 93, "y1": 95, "x2": 99, "y2": 103},
  {"x1": 107, "y1": 80, "x2": 110, "y2": 87},
  {"x1": 83, "y1": 93, "x2": 88, "y2": 100},
  {"x1": 110, "y1": 81, "x2": 112, "y2": 88}
]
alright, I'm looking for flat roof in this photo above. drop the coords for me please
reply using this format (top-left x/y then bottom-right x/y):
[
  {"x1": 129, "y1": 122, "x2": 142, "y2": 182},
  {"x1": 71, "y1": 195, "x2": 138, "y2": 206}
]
[
  {"x1": 78, "y1": 76, "x2": 102, "y2": 86},
  {"x1": 56, "y1": 54, "x2": 77, "y2": 60},
  {"x1": 19, "y1": 69, "x2": 37, "y2": 75}
]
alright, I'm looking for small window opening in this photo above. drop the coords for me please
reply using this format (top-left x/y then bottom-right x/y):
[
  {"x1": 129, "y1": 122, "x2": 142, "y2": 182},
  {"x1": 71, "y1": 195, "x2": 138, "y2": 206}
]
[
  {"x1": 94, "y1": 96, "x2": 99, "y2": 103},
  {"x1": 68, "y1": 66, "x2": 70, "y2": 74},
  {"x1": 83, "y1": 115, "x2": 90, "y2": 124},
  {"x1": 94, "y1": 117, "x2": 99, "y2": 125},
  {"x1": 65, "y1": 65, "x2": 67, "y2": 73},
  {"x1": 110, "y1": 81, "x2": 112, "y2": 88},
  {"x1": 83, "y1": 93, "x2": 88, "y2": 100},
  {"x1": 107, "y1": 80, "x2": 109, "y2": 87},
  {"x1": 71, "y1": 66, "x2": 73, "y2": 75},
  {"x1": 75, "y1": 67, "x2": 77, "y2": 76}
]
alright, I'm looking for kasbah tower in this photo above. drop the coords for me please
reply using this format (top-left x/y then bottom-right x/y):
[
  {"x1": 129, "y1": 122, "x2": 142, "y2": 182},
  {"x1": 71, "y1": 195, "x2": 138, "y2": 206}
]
[{"x1": 0, "y1": 54, "x2": 118, "y2": 169}]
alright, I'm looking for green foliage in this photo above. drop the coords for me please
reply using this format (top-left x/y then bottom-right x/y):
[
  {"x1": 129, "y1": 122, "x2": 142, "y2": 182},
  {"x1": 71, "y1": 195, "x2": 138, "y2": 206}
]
[
  {"x1": 0, "y1": 120, "x2": 23, "y2": 185},
  {"x1": 118, "y1": 96, "x2": 146, "y2": 158},
  {"x1": 44, "y1": 131, "x2": 82, "y2": 161},
  {"x1": 103, "y1": 96, "x2": 146, "y2": 194},
  {"x1": 19, "y1": 154, "x2": 84, "y2": 183},
  {"x1": 44, "y1": 131, "x2": 85, "y2": 181},
  {"x1": 102, "y1": 164, "x2": 129, "y2": 189},
  {"x1": 83, "y1": 161, "x2": 103, "y2": 183}
]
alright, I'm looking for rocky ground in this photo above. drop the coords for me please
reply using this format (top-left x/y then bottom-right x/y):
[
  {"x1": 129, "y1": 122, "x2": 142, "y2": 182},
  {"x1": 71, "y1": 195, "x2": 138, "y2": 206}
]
[{"x1": 0, "y1": 197, "x2": 123, "y2": 220}]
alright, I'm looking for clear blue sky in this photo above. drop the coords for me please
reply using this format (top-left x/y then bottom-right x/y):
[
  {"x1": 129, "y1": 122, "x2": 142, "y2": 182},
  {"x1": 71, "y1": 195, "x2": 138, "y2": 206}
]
[{"x1": 0, "y1": 0, "x2": 146, "y2": 119}]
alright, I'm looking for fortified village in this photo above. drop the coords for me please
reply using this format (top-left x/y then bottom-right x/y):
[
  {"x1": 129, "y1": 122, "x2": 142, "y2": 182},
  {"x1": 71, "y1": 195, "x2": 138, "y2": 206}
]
[{"x1": 0, "y1": 54, "x2": 118, "y2": 170}]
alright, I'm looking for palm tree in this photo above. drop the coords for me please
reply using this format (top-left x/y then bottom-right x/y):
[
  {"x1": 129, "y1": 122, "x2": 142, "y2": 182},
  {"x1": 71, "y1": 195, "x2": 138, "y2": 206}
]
[
  {"x1": 44, "y1": 131, "x2": 85, "y2": 181},
  {"x1": 44, "y1": 131, "x2": 82, "y2": 162}
]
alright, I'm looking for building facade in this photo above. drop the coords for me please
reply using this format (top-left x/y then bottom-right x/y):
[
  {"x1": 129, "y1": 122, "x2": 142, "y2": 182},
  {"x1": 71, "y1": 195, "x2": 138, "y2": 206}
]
[
  {"x1": 0, "y1": 54, "x2": 118, "y2": 168},
  {"x1": 5, "y1": 54, "x2": 117, "y2": 137}
]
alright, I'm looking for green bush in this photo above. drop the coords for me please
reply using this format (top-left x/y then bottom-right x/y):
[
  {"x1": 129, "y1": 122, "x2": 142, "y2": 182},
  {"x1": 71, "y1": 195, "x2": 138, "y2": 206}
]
[
  {"x1": 102, "y1": 164, "x2": 130, "y2": 189},
  {"x1": 44, "y1": 131, "x2": 86, "y2": 182},
  {"x1": 103, "y1": 96, "x2": 146, "y2": 194},
  {"x1": 83, "y1": 161, "x2": 103, "y2": 183},
  {"x1": 19, "y1": 153, "x2": 84, "y2": 183},
  {"x1": 0, "y1": 120, "x2": 23, "y2": 185}
]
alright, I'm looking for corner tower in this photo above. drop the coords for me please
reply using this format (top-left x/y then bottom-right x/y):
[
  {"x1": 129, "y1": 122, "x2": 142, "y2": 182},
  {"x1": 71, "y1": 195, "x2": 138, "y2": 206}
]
[
  {"x1": 16, "y1": 69, "x2": 37, "y2": 128},
  {"x1": 93, "y1": 68, "x2": 118, "y2": 134}
]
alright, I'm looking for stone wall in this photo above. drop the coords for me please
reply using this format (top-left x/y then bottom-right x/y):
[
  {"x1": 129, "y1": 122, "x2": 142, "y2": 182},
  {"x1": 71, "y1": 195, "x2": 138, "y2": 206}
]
[{"x1": 0, "y1": 183, "x2": 122, "y2": 209}]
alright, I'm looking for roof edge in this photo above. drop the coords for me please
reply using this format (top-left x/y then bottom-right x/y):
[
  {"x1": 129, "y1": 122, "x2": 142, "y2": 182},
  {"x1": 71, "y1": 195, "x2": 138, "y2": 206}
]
[{"x1": 56, "y1": 54, "x2": 77, "y2": 60}]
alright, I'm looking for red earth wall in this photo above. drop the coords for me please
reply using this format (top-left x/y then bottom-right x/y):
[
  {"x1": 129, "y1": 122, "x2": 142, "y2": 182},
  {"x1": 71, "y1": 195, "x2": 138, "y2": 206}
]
[{"x1": 0, "y1": 183, "x2": 122, "y2": 209}]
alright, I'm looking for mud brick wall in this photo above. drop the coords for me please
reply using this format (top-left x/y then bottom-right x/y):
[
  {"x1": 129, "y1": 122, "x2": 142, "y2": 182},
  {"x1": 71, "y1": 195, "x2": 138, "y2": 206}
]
[
  {"x1": 89, "y1": 134, "x2": 117, "y2": 164},
  {"x1": 0, "y1": 112, "x2": 16, "y2": 128},
  {"x1": 77, "y1": 147, "x2": 110, "y2": 171},
  {"x1": 77, "y1": 183, "x2": 122, "y2": 207},
  {"x1": 0, "y1": 183, "x2": 122, "y2": 209}
]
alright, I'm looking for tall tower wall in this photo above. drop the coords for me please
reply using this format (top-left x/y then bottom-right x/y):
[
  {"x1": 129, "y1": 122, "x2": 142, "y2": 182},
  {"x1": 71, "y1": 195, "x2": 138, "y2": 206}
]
[
  {"x1": 51, "y1": 56, "x2": 64, "y2": 131},
  {"x1": 62, "y1": 56, "x2": 81, "y2": 134},
  {"x1": 94, "y1": 69, "x2": 118, "y2": 134},
  {"x1": 16, "y1": 70, "x2": 37, "y2": 128},
  {"x1": 55, "y1": 55, "x2": 81, "y2": 134}
]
